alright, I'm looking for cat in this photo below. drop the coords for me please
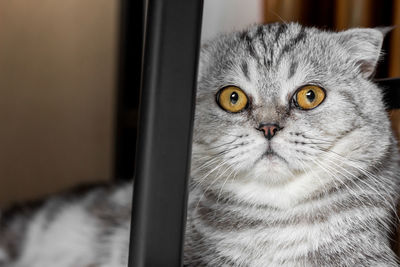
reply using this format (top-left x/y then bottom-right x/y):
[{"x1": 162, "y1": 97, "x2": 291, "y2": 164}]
[
  {"x1": 1, "y1": 22, "x2": 400, "y2": 267},
  {"x1": 185, "y1": 23, "x2": 400, "y2": 266}
]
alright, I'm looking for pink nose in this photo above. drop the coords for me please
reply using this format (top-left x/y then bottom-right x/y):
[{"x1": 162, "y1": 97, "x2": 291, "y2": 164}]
[{"x1": 257, "y1": 123, "x2": 280, "y2": 140}]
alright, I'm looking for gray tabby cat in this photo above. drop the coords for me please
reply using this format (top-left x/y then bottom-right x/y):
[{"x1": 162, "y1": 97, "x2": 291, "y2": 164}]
[
  {"x1": 0, "y1": 23, "x2": 399, "y2": 267},
  {"x1": 185, "y1": 23, "x2": 400, "y2": 266}
]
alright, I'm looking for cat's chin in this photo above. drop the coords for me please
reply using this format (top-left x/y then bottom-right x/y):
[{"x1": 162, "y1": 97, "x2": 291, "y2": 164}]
[{"x1": 251, "y1": 155, "x2": 296, "y2": 184}]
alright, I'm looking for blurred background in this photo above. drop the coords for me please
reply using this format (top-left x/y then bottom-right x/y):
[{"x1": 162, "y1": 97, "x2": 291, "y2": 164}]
[{"x1": 0, "y1": 0, "x2": 400, "y2": 208}]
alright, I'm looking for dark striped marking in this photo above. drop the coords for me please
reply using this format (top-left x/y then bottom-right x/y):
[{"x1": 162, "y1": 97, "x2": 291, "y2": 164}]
[
  {"x1": 256, "y1": 25, "x2": 272, "y2": 67},
  {"x1": 288, "y1": 61, "x2": 298, "y2": 79},
  {"x1": 337, "y1": 90, "x2": 372, "y2": 124},
  {"x1": 277, "y1": 27, "x2": 306, "y2": 64},
  {"x1": 195, "y1": 184, "x2": 391, "y2": 232},
  {"x1": 240, "y1": 61, "x2": 250, "y2": 80},
  {"x1": 274, "y1": 23, "x2": 288, "y2": 42},
  {"x1": 0, "y1": 199, "x2": 44, "y2": 261},
  {"x1": 240, "y1": 31, "x2": 258, "y2": 60}
]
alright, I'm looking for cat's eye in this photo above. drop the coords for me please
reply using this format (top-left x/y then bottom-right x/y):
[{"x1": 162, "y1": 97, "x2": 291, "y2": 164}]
[
  {"x1": 294, "y1": 85, "x2": 326, "y2": 110},
  {"x1": 216, "y1": 86, "x2": 249, "y2": 113}
]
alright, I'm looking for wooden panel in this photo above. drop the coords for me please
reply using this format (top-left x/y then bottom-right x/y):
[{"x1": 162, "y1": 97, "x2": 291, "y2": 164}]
[
  {"x1": 390, "y1": 0, "x2": 400, "y2": 77},
  {"x1": 335, "y1": 0, "x2": 374, "y2": 30},
  {"x1": 263, "y1": 0, "x2": 305, "y2": 23},
  {"x1": 335, "y1": 0, "x2": 350, "y2": 30},
  {"x1": 390, "y1": 110, "x2": 400, "y2": 146}
]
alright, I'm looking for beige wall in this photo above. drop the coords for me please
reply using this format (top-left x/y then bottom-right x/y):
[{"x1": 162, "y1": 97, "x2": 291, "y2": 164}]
[
  {"x1": 201, "y1": 0, "x2": 263, "y2": 42},
  {"x1": 0, "y1": 0, "x2": 119, "y2": 207}
]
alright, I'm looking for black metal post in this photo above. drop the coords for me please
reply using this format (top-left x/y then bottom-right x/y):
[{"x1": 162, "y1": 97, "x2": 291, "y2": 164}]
[
  {"x1": 129, "y1": 0, "x2": 203, "y2": 266},
  {"x1": 114, "y1": 0, "x2": 144, "y2": 180}
]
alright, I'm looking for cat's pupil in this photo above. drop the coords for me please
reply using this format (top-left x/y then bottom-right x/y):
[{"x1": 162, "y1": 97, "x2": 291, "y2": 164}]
[
  {"x1": 230, "y1": 92, "x2": 239, "y2": 104},
  {"x1": 306, "y1": 90, "x2": 315, "y2": 102}
]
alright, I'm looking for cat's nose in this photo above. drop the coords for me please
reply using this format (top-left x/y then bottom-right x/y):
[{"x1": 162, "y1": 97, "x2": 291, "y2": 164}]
[{"x1": 257, "y1": 123, "x2": 281, "y2": 140}]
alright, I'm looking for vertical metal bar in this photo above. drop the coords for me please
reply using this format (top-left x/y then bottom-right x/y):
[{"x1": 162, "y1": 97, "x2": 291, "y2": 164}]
[
  {"x1": 114, "y1": 0, "x2": 144, "y2": 180},
  {"x1": 129, "y1": 0, "x2": 203, "y2": 266}
]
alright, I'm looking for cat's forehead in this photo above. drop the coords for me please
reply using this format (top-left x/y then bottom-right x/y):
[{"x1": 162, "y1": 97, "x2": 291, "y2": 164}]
[
  {"x1": 207, "y1": 23, "x2": 319, "y2": 70},
  {"x1": 203, "y1": 23, "x2": 327, "y2": 103}
]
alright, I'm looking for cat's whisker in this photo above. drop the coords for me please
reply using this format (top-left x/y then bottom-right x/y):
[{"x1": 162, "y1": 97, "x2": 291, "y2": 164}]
[
  {"x1": 194, "y1": 159, "x2": 234, "y2": 212},
  {"x1": 194, "y1": 147, "x2": 240, "y2": 172},
  {"x1": 206, "y1": 140, "x2": 237, "y2": 150},
  {"x1": 310, "y1": 159, "x2": 345, "y2": 196},
  {"x1": 317, "y1": 155, "x2": 399, "y2": 225},
  {"x1": 215, "y1": 162, "x2": 240, "y2": 205},
  {"x1": 192, "y1": 157, "x2": 221, "y2": 175},
  {"x1": 191, "y1": 140, "x2": 258, "y2": 194},
  {"x1": 312, "y1": 158, "x2": 369, "y2": 207},
  {"x1": 205, "y1": 138, "x2": 247, "y2": 150},
  {"x1": 224, "y1": 133, "x2": 249, "y2": 138},
  {"x1": 296, "y1": 158, "x2": 310, "y2": 176},
  {"x1": 316, "y1": 149, "x2": 395, "y2": 197},
  {"x1": 193, "y1": 147, "x2": 235, "y2": 161},
  {"x1": 308, "y1": 160, "x2": 375, "y2": 235},
  {"x1": 268, "y1": 10, "x2": 289, "y2": 25},
  {"x1": 315, "y1": 159, "x2": 388, "y2": 234},
  {"x1": 191, "y1": 156, "x2": 227, "y2": 189},
  {"x1": 322, "y1": 160, "x2": 396, "y2": 232},
  {"x1": 317, "y1": 150, "x2": 400, "y2": 222},
  {"x1": 300, "y1": 134, "x2": 334, "y2": 143},
  {"x1": 320, "y1": 148, "x2": 382, "y2": 173}
]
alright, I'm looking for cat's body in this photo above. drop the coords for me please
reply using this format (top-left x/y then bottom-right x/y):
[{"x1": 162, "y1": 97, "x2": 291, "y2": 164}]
[
  {"x1": 1, "y1": 23, "x2": 400, "y2": 266},
  {"x1": 0, "y1": 183, "x2": 132, "y2": 267}
]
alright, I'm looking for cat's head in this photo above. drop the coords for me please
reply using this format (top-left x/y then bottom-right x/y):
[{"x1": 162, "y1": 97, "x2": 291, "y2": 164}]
[{"x1": 191, "y1": 23, "x2": 392, "y2": 205}]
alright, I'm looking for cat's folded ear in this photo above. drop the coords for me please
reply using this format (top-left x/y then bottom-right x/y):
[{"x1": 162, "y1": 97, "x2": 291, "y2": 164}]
[{"x1": 336, "y1": 27, "x2": 392, "y2": 79}]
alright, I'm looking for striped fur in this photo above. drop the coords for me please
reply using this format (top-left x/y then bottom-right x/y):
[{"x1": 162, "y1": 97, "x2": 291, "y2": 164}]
[{"x1": 0, "y1": 183, "x2": 132, "y2": 267}]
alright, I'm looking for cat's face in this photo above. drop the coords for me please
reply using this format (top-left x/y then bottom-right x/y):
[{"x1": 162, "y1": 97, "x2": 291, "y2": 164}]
[{"x1": 191, "y1": 23, "x2": 391, "y2": 196}]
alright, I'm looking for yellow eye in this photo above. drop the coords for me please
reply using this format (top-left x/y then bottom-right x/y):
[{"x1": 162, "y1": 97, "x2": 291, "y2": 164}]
[
  {"x1": 294, "y1": 85, "x2": 326, "y2": 110},
  {"x1": 216, "y1": 86, "x2": 249, "y2": 113}
]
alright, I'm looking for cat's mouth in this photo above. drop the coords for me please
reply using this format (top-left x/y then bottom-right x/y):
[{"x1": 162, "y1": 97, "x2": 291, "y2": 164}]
[{"x1": 262, "y1": 147, "x2": 288, "y2": 164}]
